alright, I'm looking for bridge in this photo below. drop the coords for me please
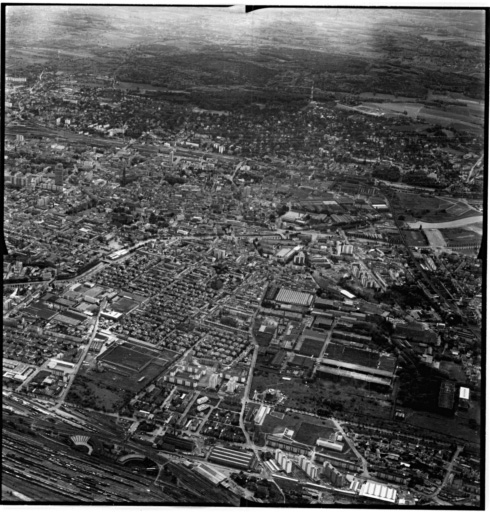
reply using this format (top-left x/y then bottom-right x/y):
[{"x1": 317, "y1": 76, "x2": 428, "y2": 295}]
[{"x1": 118, "y1": 453, "x2": 147, "y2": 464}]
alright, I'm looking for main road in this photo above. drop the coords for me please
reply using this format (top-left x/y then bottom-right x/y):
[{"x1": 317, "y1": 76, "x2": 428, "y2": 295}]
[
  {"x1": 237, "y1": 306, "x2": 285, "y2": 503},
  {"x1": 53, "y1": 302, "x2": 104, "y2": 408},
  {"x1": 430, "y1": 445, "x2": 464, "y2": 499},
  {"x1": 331, "y1": 418, "x2": 370, "y2": 478}
]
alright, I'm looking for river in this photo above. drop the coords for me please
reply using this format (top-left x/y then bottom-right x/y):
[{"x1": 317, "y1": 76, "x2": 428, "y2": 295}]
[{"x1": 407, "y1": 215, "x2": 483, "y2": 229}]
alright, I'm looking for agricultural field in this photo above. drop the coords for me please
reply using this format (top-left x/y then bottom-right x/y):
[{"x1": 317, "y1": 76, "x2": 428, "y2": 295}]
[
  {"x1": 396, "y1": 193, "x2": 453, "y2": 222},
  {"x1": 440, "y1": 227, "x2": 482, "y2": 246},
  {"x1": 397, "y1": 192, "x2": 480, "y2": 224},
  {"x1": 419, "y1": 105, "x2": 482, "y2": 128},
  {"x1": 446, "y1": 202, "x2": 473, "y2": 217}
]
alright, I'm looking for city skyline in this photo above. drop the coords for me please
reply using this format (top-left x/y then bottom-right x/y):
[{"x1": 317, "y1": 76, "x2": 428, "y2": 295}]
[{"x1": 2, "y1": 4, "x2": 486, "y2": 508}]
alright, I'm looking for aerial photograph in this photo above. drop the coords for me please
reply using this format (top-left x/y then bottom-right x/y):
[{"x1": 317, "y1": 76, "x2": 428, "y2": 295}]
[{"x1": 2, "y1": 4, "x2": 486, "y2": 507}]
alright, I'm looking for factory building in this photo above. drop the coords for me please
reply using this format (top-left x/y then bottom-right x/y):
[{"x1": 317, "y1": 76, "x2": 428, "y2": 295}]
[{"x1": 208, "y1": 446, "x2": 256, "y2": 471}]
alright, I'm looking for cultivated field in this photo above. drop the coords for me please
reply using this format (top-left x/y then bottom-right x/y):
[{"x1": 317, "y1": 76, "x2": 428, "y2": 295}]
[
  {"x1": 396, "y1": 193, "x2": 479, "y2": 223},
  {"x1": 440, "y1": 227, "x2": 482, "y2": 246}
]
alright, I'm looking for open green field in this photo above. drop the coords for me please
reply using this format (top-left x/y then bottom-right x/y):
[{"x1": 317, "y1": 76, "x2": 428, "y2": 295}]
[
  {"x1": 260, "y1": 412, "x2": 302, "y2": 434},
  {"x1": 419, "y1": 105, "x2": 482, "y2": 126},
  {"x1": 294, "y1": 421, "x2": 336, "y2": 445},
  {"x1": 68, "y1": 358, "x2": 168, "y2": 412},
  {"x1": 403, "y1": 230, "x2": 428, "y2": 246},
  {"x1": 404, "y1": 409, "x2": 480, "y2": 445},
  {"x1": 86, "y1": 382, "x2": 124, "y2": 412},
  {"x1": 99, "y1": 344, "x2": 155, "y2": 370},
  {"x1": 251, "y1": 369, "x2": 393, "y2": 419},
  {"x1": 439, "y1": 361, "x2": 468, "y2": 383},
  {"x1": 259, "y1": 409, "x2": 337, "y2": 446},
  {"x1": 396, "y1": 193, "x2": 451, "y2": 221},
  {"x1": 396, "y1": 193, "x2": 479, "y2": 223}
]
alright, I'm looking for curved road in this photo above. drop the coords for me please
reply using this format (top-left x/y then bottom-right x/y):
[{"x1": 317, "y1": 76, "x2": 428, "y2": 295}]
[{"x1": 407, "y1": 215, "x2": 483, "y2": 230}]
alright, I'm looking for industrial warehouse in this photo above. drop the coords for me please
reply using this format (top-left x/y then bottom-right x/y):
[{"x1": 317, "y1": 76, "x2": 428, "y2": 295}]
[
  {"x1": 275, "y1": 287, "x2": 314, "y2": 307},
  {"x1": 317, "y1": 343, "x2": 398, "y2": 391},
  {"x1": 208, "y1": 446, "x2": 257, "y2": 471}
]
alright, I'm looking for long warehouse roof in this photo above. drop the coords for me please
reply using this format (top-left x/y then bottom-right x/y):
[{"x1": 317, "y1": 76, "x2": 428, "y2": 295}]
[
  {"x1": 276, "y1": 287, "x2": 313, "y2": 306},
  {"x1": 359, "y1": 481, "x2": 397, "y2": 503},
  {"x1": 321, "y1": 357, "x2": 396, "y2": 377}
]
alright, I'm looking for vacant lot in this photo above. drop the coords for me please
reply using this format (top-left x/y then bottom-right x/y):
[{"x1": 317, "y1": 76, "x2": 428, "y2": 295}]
[
  {"x1": 424, "y1": 229, "x2": 446, "y2": 247},
  {"x1": 404, "y1": 409, "x2": 480, "y2": 445},
  {"x1": 403, "y1": 230, "x2": 428, "y2": 246},
  {"x1": 89, "y1": 366, "x2": 138, "y2": 391},
  {"x1": 69, "y1": 357, "x2": 169, "y2": 413},
  {"x1": 439, "y1": 361, "x2": 468, "y2": 383},
  {"x1": 86, "y1": 382, "x2": 124, "y2": 412},
  {"x1": 251, "y1": 369, "x2": 393, "y2": 419},
  {"x1": 260, "y1": 412, "x2": 302, "y2": 435},
  {"x1": 294, "y1": 421, "x2": 336, "y2": 446}
]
